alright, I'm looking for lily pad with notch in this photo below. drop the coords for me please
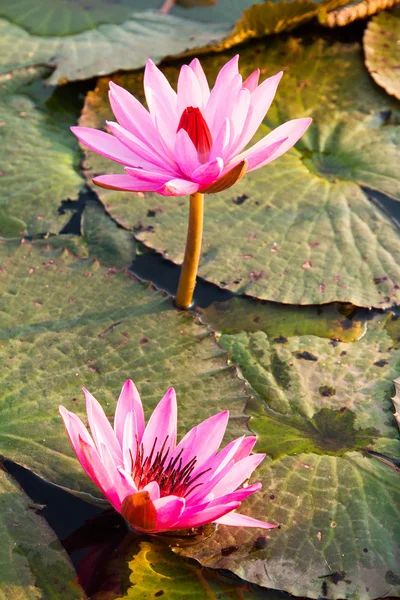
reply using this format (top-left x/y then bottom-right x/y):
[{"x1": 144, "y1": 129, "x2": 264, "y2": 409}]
[
  {"x1": 80, "y1": 37, "x2": 400, "y2": 308},
  {"x1": 0, "y1": 237, "x2": 248, "y2": 493}
]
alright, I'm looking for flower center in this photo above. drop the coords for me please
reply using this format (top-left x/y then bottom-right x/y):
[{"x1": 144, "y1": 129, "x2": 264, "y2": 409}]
[
  {"x1": 131, "y1": 435, "x2": 210, "y2": 498},
  {"x1": 177, "y1": 106, "x2": 212, "y2": 163}
]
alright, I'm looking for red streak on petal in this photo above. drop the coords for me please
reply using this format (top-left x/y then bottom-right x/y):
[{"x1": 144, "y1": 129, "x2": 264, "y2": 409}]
[
  {"x1": 177, "y1": 106, "x2": 212, "y2": 163},
  {"x1": 121, "y1": 491, "x2": 158, "y2": 531}
]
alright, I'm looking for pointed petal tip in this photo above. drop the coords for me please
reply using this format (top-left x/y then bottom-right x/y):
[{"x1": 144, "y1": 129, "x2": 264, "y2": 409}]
[{"x1": 59, "y1": 405, "x2": 69, "y2": 418}]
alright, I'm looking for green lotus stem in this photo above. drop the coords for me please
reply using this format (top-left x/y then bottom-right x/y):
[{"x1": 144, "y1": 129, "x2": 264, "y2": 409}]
[{"x1": 175, "y1": 192, "x2": 204, "y2": 310}]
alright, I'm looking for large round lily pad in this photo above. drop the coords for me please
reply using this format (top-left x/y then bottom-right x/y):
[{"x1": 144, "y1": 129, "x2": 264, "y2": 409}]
[
  {"x1": 179, "y1": 453, "x2": 400, "y2": 599},
  {"x1": 0, "y1": 0, "x2": 362, "y2": 84},
  {"x1": 364, "y1": 8, "x2": 400, "y2": 101},
  {"x1": 81, "y1": 38, "x2": 400, "y2": 308},
  {"x1": 0, "y1": 13, "x2": 228, "y2": 85},
  {"x1": 0, "y1": 467, "x2": 85, "y2": 599},
  {"x1": 0, "y1": 238, "x2": 248, "y2": 493},
  {"x1": 0, "y1": 67, "x2": 84, "y2": 238},
  {"x1": 177, "y1": 315, "x2": 400, "y2": 599}
]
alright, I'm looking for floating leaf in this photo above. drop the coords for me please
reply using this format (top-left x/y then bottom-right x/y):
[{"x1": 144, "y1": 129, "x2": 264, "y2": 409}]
[
  {"x1": 222, "y1": 0, "x2": 348, "y2": 46},
  {"x1": 0, "y1": 10, "x2": 228, "y2": 84},
  {"x1": 199, "y1": 297, "x2": 366, "y2": 342},
  {"x1": 81, "y1": 38, "x2": 400, "y2": 307},
  {"x1": 89, "y1": 537, "x2": 288, "y2": 599},
  {"x1": 178, "y1": 453, "x2": 400, "y2": 599},
  {"x1": 0, "y1": 239, "x2": 248, "y2": 493},
  {"x1": 0, "y1": 67, "x2": 83, "y2": 238},
  {"x1": 81, "y1": 200, "x2": 136, "y2": 269},
  {"x1": 221, "y1": 315, "x2": 400, "y2": 444},
  {"x1": 0, "y1": 467, "x2": 85, "y2": 599},
  {"x1": 0, "y1": 0, "x2": 254, "y2": 36},
  {"x1": 364, "y1": 8, "x2": 400, "y2": 101},
  {"x1": 178, "y1": 315, "x2": 400, "y2": 599}
]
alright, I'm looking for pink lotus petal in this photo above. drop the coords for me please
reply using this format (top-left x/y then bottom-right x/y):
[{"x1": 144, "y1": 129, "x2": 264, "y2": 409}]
[
  {"x1": 108, "y1": 81, "x2": 162, "y2": 153},
  {"x1": 209, "y1": 119, "x2": 231, "y2": 162},
  {"x1": 176, "y1": 410, "x2": 229, "y2": 472},
  {"x1": 210, "y1": 453, "x2": 266, "y2": 498},
  {"x1": 209, "y1": 72, "x2": 242, "y2": 138},
  {"x1": 141, "y1": 388, "x2": 177, "y2": 462},
  {"x1": 100, "y1": 441, "x2": 131, "y2": 503},
  {"x1": 215, "y1": 511, "x2": 277, "y2": 529},
  {"x1": 71, "y1": 127, "x2": 143, "y2": 168},
  {"x1": 93, "y1": 174, "x2": 163, "y2": 192},
  {"x1": 242, "y1": 68, "x2": 260, "y2": 92},
  {"x1": 228, "y1": 71, "x2": 283, "y2": 158},
  {"x1": 146, "y1": 87, "x2": 179, "y2": 155},
  {"x1": 154, "y1": 496, "x2": 186, "y2": 529},
  {"x1": 117, "y1": 467, "x2": 137, "y2": 497},
  {"x1": 144, "y1": 59, "x2": 177, "y2": 122},
  {"x1": 193, "y1": 157, "x2": 224, "y2": 185},
  {"x1": 176, "y1": 501, "x2": 240, "y2": 529},
  {"x1": 122, "y1": 410, "x2": 136, "y2": 472},
  {"x1": 229, "y1": 88, "x2": 251, "y2": 151},
  {"x1": 78, "y1": 436, "x2": 121, "y2": 510},
  {"x1": 124, "y1": 167, "x2": 171, "y2": 186},
  {"x1": 231, "y1": 436, "x2": 257, "y2": 461},
  {"x1": 82, "y1": 388, "x2": 121, "y2": 461},
  {"x1": 207, "y1": 482, "x2": 262, "y2": 505},
  {"x1": 189, "y1": 58, "x2": 210, "y2": 105},
  {"x1": 60, "y1": 383, "x2": 272, "y2": 534},
  {"x1": 157, "y1": 179, "x2": 199, "y2": 197},
  {"x1": 59, "y1": 407, "x2": 97, "y2": 478},
  {"x1": 238, "y1": 118, "x2": 312, "y2": 171},
  {"x1": 106, "y1": 121, "x2": 177, "y2": 174},
  {"x1": 114, "y1": 380, "x2": 145, "y2": 448},
  {"x1": 178, "y1": 64, "x2": 203, "y2": 115},
  {"x1": 204, "y1": 55, "x2": 239, "y2": 128},
  {"x1": 174, "y1": 129, "x2": 201, "y2": 178},
  {"x1": 228, "y1": 137, "x2": 288, "y2": 173},
  {"x1": 142, "y1": 481, "x2": 161, "y2": 501},
  {"x1": 74, "y1": 55, "x2": 311, "y2": 202}
]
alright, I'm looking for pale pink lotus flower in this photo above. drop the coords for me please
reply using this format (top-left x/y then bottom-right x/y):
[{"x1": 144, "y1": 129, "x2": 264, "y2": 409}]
[
  {"x1": 71, "y1": 55, "x2": 311, "y2": 196},
  {"x1": 59, "y1": 381, "x2": 275, "y2": 533}
]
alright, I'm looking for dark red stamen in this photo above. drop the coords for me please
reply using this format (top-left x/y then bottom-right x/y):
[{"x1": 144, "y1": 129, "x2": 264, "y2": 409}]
[
  {"x1": 131, "y1": 435, "x2": 211, "y2": 498},
  {"x1": 177, "y1": 106, "x2": 212, "y2": 163}
]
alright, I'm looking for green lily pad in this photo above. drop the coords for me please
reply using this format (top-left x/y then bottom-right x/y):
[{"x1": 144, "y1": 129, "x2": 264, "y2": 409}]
[
  {"x1": 0, "y1": 0, "x2": 257, "y2": 36},
  {"x1": 177, "y1": 315, "x2": 400, "y2": 598},
  {"x1": 0, "y1": 67, "x2": 84, "y2": 238},
  {"x1": 199, "y1": 297, "x2": 366, "y2": 342},
  {"x1": 364, "y1": 8, "x2": 400, "y2": 101},
  {"x1": 178, "y1": 452, "x2": 400, "y2": 599},
  {"x1": 89, "y1": 538, "x2": 289, "y2": 599},
  {"x1": 81, "y1": 200, "x2": 136, "y2": 269},
  {"x1": 0, "y1": 238, "x2": 248, "y2": 493},
  {"x1": 0, "y1": 467, "x2": 85, "y2": 599},
  {"x1": 220, "y1": 315, "x2": 400, "y2": 446},
  {"x1": 81, "y1": 38, "x2": 400, "y2": 308},
  {"x1": 222, "y1": 0, "x2": 348, "y2": 47},
  {"x1": 0, "y1": 11, "x2": 228, "y2": 85}
]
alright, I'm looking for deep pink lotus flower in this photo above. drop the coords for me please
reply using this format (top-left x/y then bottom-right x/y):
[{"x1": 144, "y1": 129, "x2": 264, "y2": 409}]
[
  {"x1": 71, "y1": 55, "x2": 311, "y2": 196},
  {"x1": 59, "y1": 381, "x2": 275, "y2": 533}
]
